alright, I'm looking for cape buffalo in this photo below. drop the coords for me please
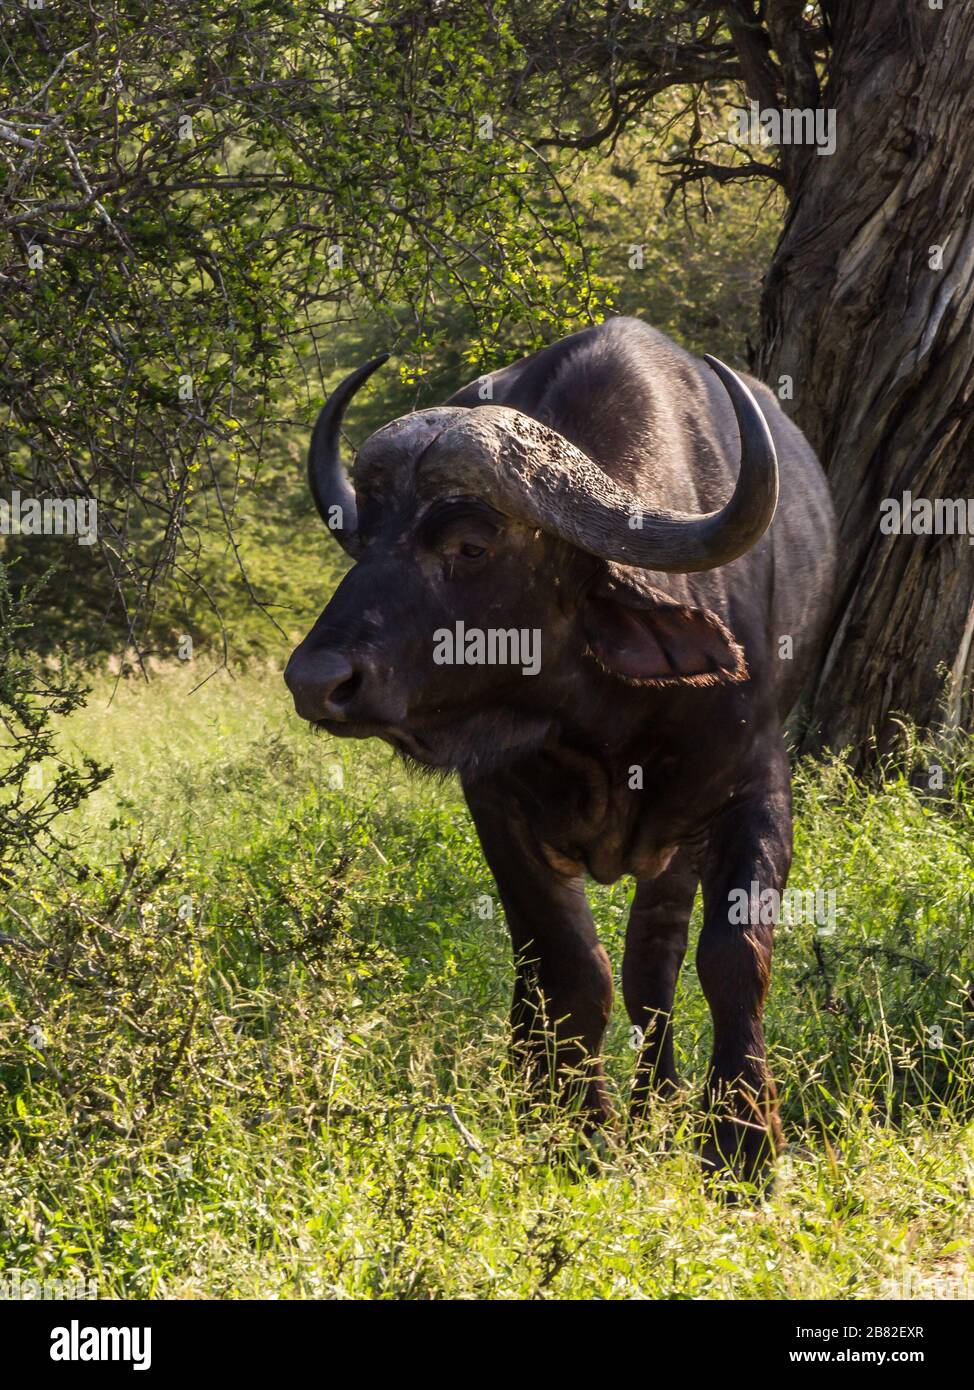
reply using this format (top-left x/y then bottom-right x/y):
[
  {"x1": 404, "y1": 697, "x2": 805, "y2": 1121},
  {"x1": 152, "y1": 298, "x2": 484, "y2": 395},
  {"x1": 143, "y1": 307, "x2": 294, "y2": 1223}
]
[{"x1": 285, "y1": 316, "x2": 836, "y2": 1186}]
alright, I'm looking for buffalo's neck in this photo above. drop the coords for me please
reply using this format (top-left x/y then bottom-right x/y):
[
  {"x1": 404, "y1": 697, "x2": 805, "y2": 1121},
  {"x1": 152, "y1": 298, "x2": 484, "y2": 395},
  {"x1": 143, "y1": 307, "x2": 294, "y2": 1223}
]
[{"x1": 480, "y1": 704, "x2": 746, "y2": 883}]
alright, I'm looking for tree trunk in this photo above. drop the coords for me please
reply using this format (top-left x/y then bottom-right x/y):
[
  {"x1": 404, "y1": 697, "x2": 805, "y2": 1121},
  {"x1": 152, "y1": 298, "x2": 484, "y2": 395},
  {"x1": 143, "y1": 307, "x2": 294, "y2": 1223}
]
[{"x1": 755, "y1": 1, "x2": 974, "y2": 762}]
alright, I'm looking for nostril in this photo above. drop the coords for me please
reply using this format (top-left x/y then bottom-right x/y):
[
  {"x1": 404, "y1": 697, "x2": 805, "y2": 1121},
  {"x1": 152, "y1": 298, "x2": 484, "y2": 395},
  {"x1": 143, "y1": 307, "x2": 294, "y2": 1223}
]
[
  {"x1": 326, "y1": 670, "x2": 361, "y2": 709},
  {"x1": 286, "y1": 648, "x2": 361, "y2": 722}
]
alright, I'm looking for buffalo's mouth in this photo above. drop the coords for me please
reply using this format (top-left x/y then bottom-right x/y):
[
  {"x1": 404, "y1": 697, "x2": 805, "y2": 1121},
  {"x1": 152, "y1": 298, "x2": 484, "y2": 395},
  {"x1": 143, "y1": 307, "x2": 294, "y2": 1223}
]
[
  {"x1": 313, "y1": 701, "x2": 554, "y2": 779},
  {"x1": 313, "y1": 716, "x2": 445, "y2": 766}
]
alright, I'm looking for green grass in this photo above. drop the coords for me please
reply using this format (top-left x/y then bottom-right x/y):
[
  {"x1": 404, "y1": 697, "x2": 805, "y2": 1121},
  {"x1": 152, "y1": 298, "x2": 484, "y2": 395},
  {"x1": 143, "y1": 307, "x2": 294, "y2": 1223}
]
[{"x1": 2, "y1": 665, "x2": 974, "y2": 1299}]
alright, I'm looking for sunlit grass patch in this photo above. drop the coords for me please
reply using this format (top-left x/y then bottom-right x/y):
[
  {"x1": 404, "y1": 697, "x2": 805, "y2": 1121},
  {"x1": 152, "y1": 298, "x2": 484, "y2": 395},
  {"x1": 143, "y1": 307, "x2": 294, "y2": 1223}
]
[{"x1": 2, "y1": 667, "x2": 974, "y2": 1298}]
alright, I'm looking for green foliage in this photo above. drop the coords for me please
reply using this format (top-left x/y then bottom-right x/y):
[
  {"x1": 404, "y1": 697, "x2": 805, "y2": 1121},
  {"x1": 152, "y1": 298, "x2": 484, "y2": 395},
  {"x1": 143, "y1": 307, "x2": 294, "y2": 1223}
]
[
  {"x1": 0, "y1": 560, "x2": 109, "y2": 886},
  {"x1": 2, "y1": 1, "x2": 780, "y2": 658},
  {"x1": 1, "y1": 1, "x2": 606, "y2": 641},
  {"x1": 2, "y1": 667, "x2": 973, "y2": 1298},
  {"x1": 578, "y1": 135, "x2": 782, "y2": 365}
]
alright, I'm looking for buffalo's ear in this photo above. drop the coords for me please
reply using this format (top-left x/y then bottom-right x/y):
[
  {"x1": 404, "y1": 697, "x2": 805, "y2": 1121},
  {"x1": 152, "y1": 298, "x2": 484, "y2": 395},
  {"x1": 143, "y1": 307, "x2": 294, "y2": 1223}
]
[{"x1": 583, "y1": 573, "x2": 747, "y2": 686}]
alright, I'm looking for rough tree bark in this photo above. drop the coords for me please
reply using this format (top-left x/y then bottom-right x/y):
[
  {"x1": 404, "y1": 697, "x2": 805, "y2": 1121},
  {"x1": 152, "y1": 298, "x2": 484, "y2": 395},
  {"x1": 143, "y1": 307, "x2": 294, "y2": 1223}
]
[{"x1": 753, "y1": 2, "x2": 974, "y2": 760}]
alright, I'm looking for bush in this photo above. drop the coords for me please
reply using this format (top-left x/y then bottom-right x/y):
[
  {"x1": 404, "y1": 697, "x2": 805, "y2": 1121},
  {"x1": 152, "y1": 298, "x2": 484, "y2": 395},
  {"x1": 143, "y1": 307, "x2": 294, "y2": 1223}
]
[{"x1": 0, "y1": 560, "x2": 109, "y2": 887}]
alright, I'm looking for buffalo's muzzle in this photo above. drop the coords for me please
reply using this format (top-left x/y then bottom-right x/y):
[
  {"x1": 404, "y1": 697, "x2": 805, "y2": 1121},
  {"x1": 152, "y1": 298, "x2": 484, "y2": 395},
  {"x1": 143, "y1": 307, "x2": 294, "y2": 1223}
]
[{"x1": 284, "y1": 649, "x2": 361, "y2": 723}]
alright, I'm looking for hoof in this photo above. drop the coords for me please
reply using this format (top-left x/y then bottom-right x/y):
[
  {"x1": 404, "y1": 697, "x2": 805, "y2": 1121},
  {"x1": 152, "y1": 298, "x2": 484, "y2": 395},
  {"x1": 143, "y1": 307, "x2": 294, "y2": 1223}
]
[{"x1": 700, "y1": 1115, "x2": 780, "y2": 1201}]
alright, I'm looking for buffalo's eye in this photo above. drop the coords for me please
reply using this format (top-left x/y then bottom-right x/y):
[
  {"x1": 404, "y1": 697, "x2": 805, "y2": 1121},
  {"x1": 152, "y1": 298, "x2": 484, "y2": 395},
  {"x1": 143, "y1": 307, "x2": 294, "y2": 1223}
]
[
  {"x1": 424, "y1": 505, "x2": 501, "y2": 573},
  {"x1": 437, "y1": 526, "x2": 497, "y2": 573},
  {"x1": 443, "y1": 536, "x2": 491, "y2": 573}
]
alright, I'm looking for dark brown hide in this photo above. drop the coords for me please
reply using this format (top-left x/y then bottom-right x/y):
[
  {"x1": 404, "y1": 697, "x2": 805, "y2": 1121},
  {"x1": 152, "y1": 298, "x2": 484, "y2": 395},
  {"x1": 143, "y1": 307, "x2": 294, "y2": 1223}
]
[{"x1": 286, "y1": 317, "x2": 836, "y2": 1189}]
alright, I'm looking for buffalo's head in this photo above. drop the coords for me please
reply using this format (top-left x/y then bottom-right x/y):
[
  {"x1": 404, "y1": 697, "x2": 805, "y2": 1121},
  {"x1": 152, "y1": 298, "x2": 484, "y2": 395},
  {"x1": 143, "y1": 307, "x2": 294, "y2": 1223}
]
[{"x1": 284, "y1": 353, "x2": 778, "y2": 777}]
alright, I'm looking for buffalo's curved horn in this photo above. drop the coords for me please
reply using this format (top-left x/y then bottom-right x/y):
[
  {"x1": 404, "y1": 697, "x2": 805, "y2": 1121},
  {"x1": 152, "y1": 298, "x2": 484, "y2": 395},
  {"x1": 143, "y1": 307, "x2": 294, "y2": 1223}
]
[
  {"x1": 416, "y1": 355, "x2": 778, "y2": 573},
  {"x1": 308, "y1": 353, "x2": 389, "y2": 553}
]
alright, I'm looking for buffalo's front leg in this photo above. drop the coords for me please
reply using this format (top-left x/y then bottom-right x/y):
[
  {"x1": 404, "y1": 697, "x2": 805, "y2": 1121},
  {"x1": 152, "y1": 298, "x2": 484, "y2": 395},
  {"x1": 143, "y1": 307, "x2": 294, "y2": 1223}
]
[
  {"x1": 624, "y1": 850, "x2": 698, "y2": 1112},
  {"x1": 697, "y1": 772, "x2": 791, "y2": 1188},
  {"x1": 464, "y1": 788, "x2": 613, "y2": 1128}
]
